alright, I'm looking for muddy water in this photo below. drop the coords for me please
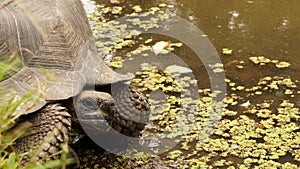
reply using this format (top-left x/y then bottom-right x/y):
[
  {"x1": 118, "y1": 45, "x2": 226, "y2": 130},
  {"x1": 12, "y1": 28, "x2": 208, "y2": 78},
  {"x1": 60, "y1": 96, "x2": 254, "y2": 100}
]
[
  {"x1": 78, "y1": 0, "x2": 300, "y2": 168},
  {"x1": 176, "y1": 0, "x2": 300, "y2": 60},
  {"x1": 95, "y1": 0, "x2": 300, "y2": 85},
  {"x1": 174, "y1": 0, "x2": 300, "y2": 78}
]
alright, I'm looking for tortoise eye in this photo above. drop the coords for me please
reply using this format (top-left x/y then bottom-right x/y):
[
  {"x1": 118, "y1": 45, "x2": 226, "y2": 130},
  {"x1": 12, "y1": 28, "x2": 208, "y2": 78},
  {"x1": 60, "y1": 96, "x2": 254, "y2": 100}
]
[{"x1": 82, "y1": 98, "x2": 97, "y2": 111}]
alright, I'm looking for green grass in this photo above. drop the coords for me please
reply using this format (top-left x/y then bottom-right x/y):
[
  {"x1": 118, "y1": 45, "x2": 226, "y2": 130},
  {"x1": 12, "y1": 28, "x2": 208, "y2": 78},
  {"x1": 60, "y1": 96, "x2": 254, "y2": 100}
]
[{"x1": 0, "y1": 59, "x2": 72, "y2": 169}]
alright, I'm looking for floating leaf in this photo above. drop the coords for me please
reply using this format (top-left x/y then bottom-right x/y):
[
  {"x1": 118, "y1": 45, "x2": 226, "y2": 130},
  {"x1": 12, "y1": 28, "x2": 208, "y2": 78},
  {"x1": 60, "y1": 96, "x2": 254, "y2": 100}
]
[
  {"x1": 249, "y1": 56, "x2": 271, "y2": 65},
  {"x1": 168, "y1": 150, "x2": 183, "y2": 159},
  {"x1": 132, "y1": 5, "x2": 143, "y2": 13},
  {"x1": 151, "y1": 41, "x2": 169, "y2": 55},
  {"x1": 275, "y1": 61, "x2": 291, "y2": 68},
  {"x1": 111, "y1": 6, "x2": 123, "y2": 14},
  {"x1": 222, "y1": 48, "x2": 233, "y2": 55}
]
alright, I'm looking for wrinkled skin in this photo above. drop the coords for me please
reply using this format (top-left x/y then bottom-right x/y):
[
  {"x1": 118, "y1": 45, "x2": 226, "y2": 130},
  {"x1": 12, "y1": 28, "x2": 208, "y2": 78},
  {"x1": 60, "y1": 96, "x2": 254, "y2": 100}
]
[{"x1": 15, "y1": 88, "x2": 149, "y2": 167}]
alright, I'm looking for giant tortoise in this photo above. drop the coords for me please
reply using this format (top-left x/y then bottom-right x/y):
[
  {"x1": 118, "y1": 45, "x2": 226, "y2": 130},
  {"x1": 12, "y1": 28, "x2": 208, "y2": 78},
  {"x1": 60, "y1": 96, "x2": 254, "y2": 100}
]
[{"x1": 0, "y1": 0, "x2": 149, "y2": 165}]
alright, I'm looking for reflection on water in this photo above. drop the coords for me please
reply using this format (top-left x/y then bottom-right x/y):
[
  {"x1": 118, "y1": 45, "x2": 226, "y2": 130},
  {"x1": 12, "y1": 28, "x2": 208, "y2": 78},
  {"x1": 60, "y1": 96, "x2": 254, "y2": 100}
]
[{"x1": 176, "y1": 0, "x2": 300, "y2": 72}]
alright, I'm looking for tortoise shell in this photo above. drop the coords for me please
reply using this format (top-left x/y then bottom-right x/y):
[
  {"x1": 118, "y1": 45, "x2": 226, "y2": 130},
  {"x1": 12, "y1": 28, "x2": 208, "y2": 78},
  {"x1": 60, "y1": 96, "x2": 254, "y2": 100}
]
[{"x1": 0, "y1": 0, "x2": 130, "y2": 116}]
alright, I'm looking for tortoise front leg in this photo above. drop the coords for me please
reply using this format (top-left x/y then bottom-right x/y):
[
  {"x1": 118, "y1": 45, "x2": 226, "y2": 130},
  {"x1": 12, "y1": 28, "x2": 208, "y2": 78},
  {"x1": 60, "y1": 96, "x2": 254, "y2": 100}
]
[{"x1": 15, "y1": 103, "x2": 77, "y2": 166}]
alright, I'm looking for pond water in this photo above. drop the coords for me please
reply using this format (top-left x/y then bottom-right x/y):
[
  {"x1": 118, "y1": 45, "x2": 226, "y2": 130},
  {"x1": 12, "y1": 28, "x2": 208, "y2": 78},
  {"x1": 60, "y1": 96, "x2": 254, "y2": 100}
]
[
  {"x1": 135, "y1": 0, "x2": 298, "y2": 78},
  {"x1": 175, "y1": 0, "x2": 300, "y2": 83},
  {"x1": 77, "y1": 0, "x2": 300, "y2": 168}
]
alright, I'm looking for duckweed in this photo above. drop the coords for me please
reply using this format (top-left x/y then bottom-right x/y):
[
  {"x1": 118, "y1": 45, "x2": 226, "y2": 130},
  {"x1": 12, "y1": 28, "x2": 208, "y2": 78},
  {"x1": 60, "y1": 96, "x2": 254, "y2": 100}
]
[
  {"x1": 86, "y1": 1, "x2": 300, "y2": 168},
  {"x1": 275, "y1": 61, "x2": 291, "y2": 68},
  {"x1": 249, "y1": 56, "x2": 291, "y2": 69},
  {"x1": 249, "y1": 56, "x2": 271, "y2": 65},
  {"x1": 132, "y1": 5, "x2": 143, "y2": 13},
  {"x1": 222, "y1": 48, "x2": 233, "y2": 55}
]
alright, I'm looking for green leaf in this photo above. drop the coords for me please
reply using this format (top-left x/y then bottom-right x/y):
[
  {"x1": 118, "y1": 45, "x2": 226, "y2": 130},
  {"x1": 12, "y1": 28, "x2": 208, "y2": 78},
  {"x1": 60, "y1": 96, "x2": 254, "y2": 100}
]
[{"x1": 3, "y1": 153, "x2": 17, "y2": 169}]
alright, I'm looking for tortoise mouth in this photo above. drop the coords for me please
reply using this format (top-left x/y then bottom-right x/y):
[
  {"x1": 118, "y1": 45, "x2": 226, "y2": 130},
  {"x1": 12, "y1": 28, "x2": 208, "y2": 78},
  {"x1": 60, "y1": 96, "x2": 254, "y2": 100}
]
[
  {"x1": 78, "y1": 112, "x2": 146, "y2": 137},
  {"x1": 77, "y1": 108, "x2": 113, "y2": 133},
  {"x1": 79, "y1": 119, "x2": 112, "y2": 133},
  {"x1": 77, "y1": 110, "x2": 111, "y2": 120}
]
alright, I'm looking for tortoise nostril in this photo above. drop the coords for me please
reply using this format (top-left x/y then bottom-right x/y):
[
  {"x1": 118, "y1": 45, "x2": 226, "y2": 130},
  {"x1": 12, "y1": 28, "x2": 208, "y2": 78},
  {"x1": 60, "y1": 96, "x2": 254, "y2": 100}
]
[
  {"x1": 110, "y1": 102, "x2": 115, "y2": 108},
  {"x1": 101, "y1": 101, "x2": 115, "y2": 112}
]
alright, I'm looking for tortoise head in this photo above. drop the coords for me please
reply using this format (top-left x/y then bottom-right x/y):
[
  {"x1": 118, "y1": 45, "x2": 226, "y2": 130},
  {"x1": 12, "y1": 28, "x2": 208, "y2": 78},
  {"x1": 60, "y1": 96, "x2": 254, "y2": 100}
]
[
  {"x1": 73, "y1": 90, "x2": 115, "y2": 133},
  {"x1": 73, "y1": 89, "x2": 148, "y2": 137}
]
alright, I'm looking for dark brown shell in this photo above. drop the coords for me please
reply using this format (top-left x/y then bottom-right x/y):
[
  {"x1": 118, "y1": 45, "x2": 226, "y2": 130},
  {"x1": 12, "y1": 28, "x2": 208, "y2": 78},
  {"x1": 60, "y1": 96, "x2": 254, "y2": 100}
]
[{"x1": 0, "y1": 0, "x2": 130, "y2": 115}]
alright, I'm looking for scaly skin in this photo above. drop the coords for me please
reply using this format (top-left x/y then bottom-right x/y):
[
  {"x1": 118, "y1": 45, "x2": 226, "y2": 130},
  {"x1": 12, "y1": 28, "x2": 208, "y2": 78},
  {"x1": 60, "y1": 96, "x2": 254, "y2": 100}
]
[
  {"x1": 16, "y1": 103, "x2": 72, "y2": 165},
  {"x1": 15, "y1": 89, "x2": 150, "y2": 166}
]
